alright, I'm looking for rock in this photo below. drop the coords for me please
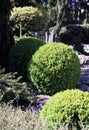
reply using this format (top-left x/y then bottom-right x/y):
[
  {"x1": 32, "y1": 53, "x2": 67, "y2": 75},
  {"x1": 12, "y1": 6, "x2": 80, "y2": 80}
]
[
  {"x1": 79, "y1": 75, "x2": 89, "y2": 84},
  {"x1": 78, "y1": 55, "x2": 89, "y2": 66},
  {"x1": 29, "y1": 95, "x2": 51, "y2": 113},
  {"x1": 81, "y1": 68, "x2": 89, "y2": 75},
  {"x1": 36, "y1": 94, "x2": 51, "y2": 101},
  {"x1": 76, "y1": 83, "x2": 89, "y2": 92}
]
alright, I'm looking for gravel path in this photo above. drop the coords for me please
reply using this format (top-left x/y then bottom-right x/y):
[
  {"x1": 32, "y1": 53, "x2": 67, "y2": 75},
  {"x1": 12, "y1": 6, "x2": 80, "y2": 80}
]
[
  {"x1": 76, "y1": 66, "x2": 89, "y2": 91},
  {"x1": 76, "y1": 55, "x2": 89, "y2": 91}
]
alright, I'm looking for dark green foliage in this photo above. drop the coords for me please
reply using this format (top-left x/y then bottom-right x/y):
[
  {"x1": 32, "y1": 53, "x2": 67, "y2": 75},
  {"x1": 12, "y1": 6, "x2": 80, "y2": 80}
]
[
  {"x1": 28, "y1": 43, "x2": 81, "y2": 95},
  {"x1": 40, "y1": 89, "x2": 89, "y2": 129},
  {"x1": 9, "y1": 37, "x2": 45, "y2": 77},
  {"x1": 0, "y1": 68, "x2": 34, "y2": 106},
  {"x1": 11, "y1": 0, "x2": 47, "y2": 7},
  {"x1": 59, "y1": 24, "x2": 89, "y2": 55}
]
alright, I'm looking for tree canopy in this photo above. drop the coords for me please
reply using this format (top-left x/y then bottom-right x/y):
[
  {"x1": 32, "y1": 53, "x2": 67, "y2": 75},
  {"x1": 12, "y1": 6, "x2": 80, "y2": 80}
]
[
  {"x1": 47, "y1": 0, "x2": 89, "y2": 30},
  {"x1": 10, "y1": 6, "x2": 49, "y2": 37}
]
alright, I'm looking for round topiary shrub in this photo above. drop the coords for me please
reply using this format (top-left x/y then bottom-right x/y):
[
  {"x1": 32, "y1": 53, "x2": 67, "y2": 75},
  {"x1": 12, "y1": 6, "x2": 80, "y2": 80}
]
[
  {"x1": 40, "y1": 89, "x2": 89, "y2": 129},
  {"x1": 9, "y1": 37, "x2": 45, "y2": 77},
  {"x1": 28, "y1": 43, "x2": 81, "y2": 94}
]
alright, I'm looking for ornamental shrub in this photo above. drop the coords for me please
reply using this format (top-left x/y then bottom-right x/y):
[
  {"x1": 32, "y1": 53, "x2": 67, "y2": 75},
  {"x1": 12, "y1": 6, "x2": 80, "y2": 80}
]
[
  {"x1": 28, "y1": 43, "x2": 81, "y2": 95},
  {"x1": 9, "y1": 36, "x2": 45, "y2": 77},
  {"x1": 0, "y1": 68, "x2": 34, "y2": 106},
  {"x1": 40, "y1": 89, "x2": 89, "y2": 129},
  {"x1": 10, "y1": 6, "x2": 49, "y2": 37},
  {"x1": 59, "y1": 24, "x2": 89, "y2": 55}
]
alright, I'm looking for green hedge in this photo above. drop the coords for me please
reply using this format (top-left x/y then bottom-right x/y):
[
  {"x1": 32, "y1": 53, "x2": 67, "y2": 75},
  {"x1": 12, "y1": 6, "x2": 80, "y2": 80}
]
[
  {"x1": 9, "y1": 37, "x2": 45, "y2": 77},
  {"x1": 28, "y1": 43, "x2": 81, "y2": 95},
  {"x1": 59, "y1": 24, "x2": 89, "y2": 45},
  {"x1": 59, "y1": 24, "x2": 89, "y2": 54},
  {"x1": 40, "y1": 89, "x2": 89, "y2": 129}
]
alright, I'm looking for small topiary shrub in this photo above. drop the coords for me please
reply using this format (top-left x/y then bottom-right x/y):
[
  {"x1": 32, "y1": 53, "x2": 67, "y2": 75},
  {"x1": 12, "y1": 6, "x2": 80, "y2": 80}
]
[
  {"x1": 28, "y1": 43, "x2": 81, "y2": 95},
  {"x1": 0, "y1": 68, "x2": 34, "y2": 106},
  {"x1": 9, "y1": 36, "x2": 45, "y2": 77},
  {"x1": 40, "y1": 89, "x2": 89, "y2": 129}
]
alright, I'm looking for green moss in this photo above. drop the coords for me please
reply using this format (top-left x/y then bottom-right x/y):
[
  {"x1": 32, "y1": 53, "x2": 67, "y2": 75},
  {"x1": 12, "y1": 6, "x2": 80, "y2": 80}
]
[
  {"x1": 9, "y1": 36, "x2": 45, "y2": 77},
  {"x1": 41, "y1": 89, "x2": 89, "y2": 129},
  {"x1": 28, "y1": 43, "x2": 81, "y2": 95}
]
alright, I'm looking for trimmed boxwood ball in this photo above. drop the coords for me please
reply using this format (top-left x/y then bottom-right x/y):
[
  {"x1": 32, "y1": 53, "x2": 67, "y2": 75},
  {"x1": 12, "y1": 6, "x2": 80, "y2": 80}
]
[
  {"x1": 40, "y1": 89, "x2": 89, "y2": 129},
  {"x1": 9, "y1": 37, "x2": 45, "y2": 77},
  {"x1": 28, "y1": 43, "x2": 81, "y2": 94}
]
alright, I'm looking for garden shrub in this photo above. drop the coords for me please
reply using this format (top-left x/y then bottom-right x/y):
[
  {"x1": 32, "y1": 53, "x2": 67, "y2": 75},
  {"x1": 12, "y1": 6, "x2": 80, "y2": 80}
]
[
  {"x1": 28, "y1": 43, "x2": 81, "y2": 95},
  {"x1": 59, "y1": 24, "x2": 89, "y2": 45},
  {"x1": 59, "y1": 24, "x2": 89, "y2": 55},
  {"x1": 9, "y1": 36, "x2": 45, "y2": 77},
  {"x1": 40, "y1": 89, "x2": 89, "y2": 129},
  {"x1": 10, "y1": 6, "x2": 49, "y2": 36},
  {"x1": 0, "y1": 68, "x2": 34, "y2": 106}
]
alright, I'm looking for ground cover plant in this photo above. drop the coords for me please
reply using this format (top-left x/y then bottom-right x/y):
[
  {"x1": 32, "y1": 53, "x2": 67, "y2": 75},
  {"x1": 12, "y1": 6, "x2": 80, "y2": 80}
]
[
  {"x1": 0, "y1": 102, "x2": 89, "y2": 130},
  {"x1": 28, "y1": 42, "x2": 81, "y2": 95},
  {"x1": 40, "y1": 89, "x2": 89, "y2": 130},
  {"x1": 0, "y1": 104, "x2": 47, "y2": 130},
  {"x1": 9, "y1": 36, "x2": 45, "y2": 78}
]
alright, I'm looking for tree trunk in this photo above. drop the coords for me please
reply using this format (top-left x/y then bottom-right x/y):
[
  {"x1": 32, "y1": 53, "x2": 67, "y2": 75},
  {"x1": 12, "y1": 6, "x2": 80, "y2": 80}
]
[{"x1": 0, "y1": 0, "x2": 14, "y2": 71}]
